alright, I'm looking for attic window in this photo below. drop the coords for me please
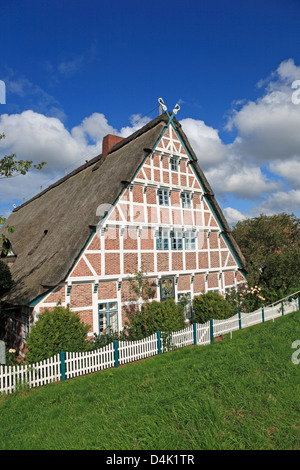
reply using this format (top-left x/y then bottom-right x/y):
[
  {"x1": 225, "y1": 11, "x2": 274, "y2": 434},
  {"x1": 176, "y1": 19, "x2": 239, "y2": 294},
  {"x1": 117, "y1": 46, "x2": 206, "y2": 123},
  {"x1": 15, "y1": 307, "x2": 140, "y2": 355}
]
[
  {"x1": 0, "y1": 239, "x2": 16, "y2": 259},
  {"x1": 28, "y1": 230, "x2": 48, "y2": 256}
]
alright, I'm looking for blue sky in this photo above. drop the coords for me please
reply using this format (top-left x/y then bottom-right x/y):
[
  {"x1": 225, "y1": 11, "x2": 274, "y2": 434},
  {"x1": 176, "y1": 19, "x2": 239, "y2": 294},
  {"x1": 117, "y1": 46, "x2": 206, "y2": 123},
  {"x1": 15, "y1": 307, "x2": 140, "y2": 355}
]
[{"x1": 1, "y1": 0, "x2": 300, "y2": 225}]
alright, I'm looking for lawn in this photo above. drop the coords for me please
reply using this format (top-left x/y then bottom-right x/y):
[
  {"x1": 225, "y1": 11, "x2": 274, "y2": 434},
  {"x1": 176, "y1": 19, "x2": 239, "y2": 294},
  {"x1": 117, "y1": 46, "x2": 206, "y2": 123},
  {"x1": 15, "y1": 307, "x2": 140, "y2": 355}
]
[{"x1": 0, "y1": 312, "x2": 299, "y2": 450}]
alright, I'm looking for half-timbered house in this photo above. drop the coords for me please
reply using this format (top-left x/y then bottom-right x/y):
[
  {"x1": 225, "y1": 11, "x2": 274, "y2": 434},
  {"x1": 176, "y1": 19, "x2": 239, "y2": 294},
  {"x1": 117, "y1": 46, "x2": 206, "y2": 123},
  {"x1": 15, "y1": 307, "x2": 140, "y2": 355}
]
[{"x1": 0, "y1": 110, "x2": 246, "y2": 355}]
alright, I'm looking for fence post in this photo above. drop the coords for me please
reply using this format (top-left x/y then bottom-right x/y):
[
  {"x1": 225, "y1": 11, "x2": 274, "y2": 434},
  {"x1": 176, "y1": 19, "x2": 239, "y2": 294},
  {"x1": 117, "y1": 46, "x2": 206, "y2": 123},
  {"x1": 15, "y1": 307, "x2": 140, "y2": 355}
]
[
  {"x1": 210, "y1": 319, "x2": 214, "y2": 343},
  {"x1": 281, "y1": 301, "x2": 284, "y2": 316},
  {"x1": 157, "y1": 331, "x2": 161, "y2": 354},
  {"x1": 60, "y1": 351, "x2": 66, "y2": 381},
  {"x1": 298, "y1": 296, "x2": 300, "y2": 311},
  {"x1": 262, "y1": 306, "x2": 265, "y2": 323},
  {"x1": 193, "y1": 323, "x2": 197, "y2": 345},
  {"x1": 113, "y1": 340, "x2": 119, "y2": 367},
  {"x1": 238, "y1": 311, "x2": 242, "y2": 330}
]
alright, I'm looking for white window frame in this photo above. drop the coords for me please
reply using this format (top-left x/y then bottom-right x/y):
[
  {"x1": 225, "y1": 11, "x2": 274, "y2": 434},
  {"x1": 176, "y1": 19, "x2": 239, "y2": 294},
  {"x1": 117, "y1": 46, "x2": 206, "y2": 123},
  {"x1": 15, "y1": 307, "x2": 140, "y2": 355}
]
[
  {"x1": 181, "y1": 192, "x2": 192, "y2": 209},
  {"x1": 158, "y1": 189, "x2": 169, "y2": 206}
]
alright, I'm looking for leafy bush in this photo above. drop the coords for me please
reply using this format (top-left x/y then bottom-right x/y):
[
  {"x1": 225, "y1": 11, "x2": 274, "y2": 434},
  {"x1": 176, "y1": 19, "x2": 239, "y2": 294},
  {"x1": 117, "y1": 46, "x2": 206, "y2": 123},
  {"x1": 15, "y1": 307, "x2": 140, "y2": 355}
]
[
  {"x1": 125, "y1": 298, "x2": 186, "y2": 340},
  {"x1": 193, "y1": 292, "x2": 235, "y2": 324},
  {"x1": 92, "y1": 329, "x2": 126, "y2": 349},
  {"x1": 26, "y1": 305, "x2": 91, "y2": 363}
]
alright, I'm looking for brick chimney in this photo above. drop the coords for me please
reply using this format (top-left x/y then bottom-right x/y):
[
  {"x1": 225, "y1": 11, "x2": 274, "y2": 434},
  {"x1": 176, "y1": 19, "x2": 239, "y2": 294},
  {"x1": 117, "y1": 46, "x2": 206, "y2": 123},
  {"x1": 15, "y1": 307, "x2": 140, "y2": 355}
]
[{"x1": 102, "y1": 134, "x2": 124, "y2": 158}]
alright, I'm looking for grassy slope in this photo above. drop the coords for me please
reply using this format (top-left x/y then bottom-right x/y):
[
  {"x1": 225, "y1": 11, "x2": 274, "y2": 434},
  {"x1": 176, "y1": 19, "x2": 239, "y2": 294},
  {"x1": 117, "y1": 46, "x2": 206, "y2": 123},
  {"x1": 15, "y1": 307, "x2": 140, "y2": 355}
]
[{"x1": 0, "y1": 312, "x2": 299, "y2": 450}]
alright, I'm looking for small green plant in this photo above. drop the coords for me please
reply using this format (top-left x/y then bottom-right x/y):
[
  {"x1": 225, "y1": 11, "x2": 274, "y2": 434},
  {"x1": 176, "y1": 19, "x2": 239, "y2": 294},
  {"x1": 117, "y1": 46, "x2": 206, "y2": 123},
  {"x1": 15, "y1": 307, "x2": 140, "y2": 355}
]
[
  {"x1": 26, "y1": 304, "x2": 91, "y2": 363},
  {"x1": 193, "y1": 292, "x2": 235, "y2": 323}
]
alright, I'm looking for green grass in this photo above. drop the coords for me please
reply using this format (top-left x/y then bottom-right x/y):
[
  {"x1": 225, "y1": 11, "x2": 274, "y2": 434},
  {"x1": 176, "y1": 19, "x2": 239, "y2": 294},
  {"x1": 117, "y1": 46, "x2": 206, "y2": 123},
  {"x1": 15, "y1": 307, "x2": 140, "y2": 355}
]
[{"x1": 1, "y1": 312, "x2": 300, "y2": 450}]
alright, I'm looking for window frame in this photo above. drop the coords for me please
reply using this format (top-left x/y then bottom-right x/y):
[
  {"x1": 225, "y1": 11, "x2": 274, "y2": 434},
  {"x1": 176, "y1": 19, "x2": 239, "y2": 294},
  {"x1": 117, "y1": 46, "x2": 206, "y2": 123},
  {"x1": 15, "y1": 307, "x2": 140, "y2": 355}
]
[
  {"x1": 181, "y1": 192, "x2": 192, "y2": 209},
  {"x1": 171, "y1": 230, "x2": 183, "y2": 250},
  {"x1": 157, "y1": 188, "x2": 169, "y2": 206},
  {"x1": 170, "y1": 157, "x2": 179, "y2": 172},
  {"x1": 98, "y1": 302, "x2": 118, "y2": 334},
  {"x1": 185, "y1": 231, "x2": 196, "y2": 250},
  {"x1": 156, "y1": 229, "x2": 169, "y2": 250}
]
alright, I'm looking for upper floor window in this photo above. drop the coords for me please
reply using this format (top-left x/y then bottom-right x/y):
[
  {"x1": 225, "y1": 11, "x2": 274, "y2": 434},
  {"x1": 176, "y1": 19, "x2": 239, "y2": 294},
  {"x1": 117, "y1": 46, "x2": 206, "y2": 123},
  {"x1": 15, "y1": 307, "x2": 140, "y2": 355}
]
[
  {"x1": 185, "y1": 231, "x2": 196, "y2": 250},
  {"x1": 156, "y1": 229, "x2": 169, "y2": 250},
  {"x1": 181, "y1": 192, "x2": 192, "y2": 209},
  {"x1": 158, "y1": 189, "x2": 169, "y2": 206},
  {"x1": 170, "y1": 158, "x2": 178, "y2": 172},
  {"x1": 171, "y1": 230, "x2": 183, "y2": 250}
]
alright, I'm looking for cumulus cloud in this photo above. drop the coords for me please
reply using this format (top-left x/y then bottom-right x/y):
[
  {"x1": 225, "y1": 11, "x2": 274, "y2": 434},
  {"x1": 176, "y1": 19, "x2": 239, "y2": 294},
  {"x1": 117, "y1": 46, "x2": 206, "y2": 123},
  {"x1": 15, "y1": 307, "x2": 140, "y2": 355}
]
[
  {"x1": 223, "y1": 207, "x2": 246, "y2": 226},
  {"x1": 226, "y1": 59, "x2": 300, "y2": 164},
  {"x1": 180, "y1": 118, "x2": 226, "y2": 167}
]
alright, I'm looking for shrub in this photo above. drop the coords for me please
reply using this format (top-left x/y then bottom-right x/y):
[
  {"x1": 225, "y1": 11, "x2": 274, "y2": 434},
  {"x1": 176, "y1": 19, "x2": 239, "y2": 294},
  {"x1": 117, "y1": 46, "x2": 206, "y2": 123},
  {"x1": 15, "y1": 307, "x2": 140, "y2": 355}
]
[
  {"x1": 92, "y1": 329, "x2": 126, "y2": 349},
  {"x1": 125, "y1": 298, "x2": 186, "y2": 340},
  {"x1": 193, "y1": 292, "x2": 235, "y2": 324},
  {"x1": 26, "y1": 305, "x2": 91, "y2": 363}
]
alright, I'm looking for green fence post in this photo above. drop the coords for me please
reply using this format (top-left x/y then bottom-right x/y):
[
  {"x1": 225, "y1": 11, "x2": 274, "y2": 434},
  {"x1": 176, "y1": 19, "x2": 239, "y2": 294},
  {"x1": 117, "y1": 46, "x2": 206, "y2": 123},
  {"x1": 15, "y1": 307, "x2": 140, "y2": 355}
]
[
  {"x1": 298, "y1": 296, "x2": 300, "y2": 310},
  {"x1": 262, "y1": 306, "x2": 265, "y2": 323},
  {"x1": 113, "y1": 340, "x2": 119, "y2": 367},
  {"x1": 238, "y1": 311, "x2": 242, "y2": 329},
  {"x1": 157, "y1": 331, "x2": 161, "y2": 354},
  {"x1": 210, "y1": 319, "x2": 214, "y2": 343},
  {"x1": 193, "y1": 323, "x2": 197, "y2": 345},
  {"x1": 60, "y1": 351, "x2": 66, "y2": 381},
  {"x1": 281, "y1": 301, "x2": 284, "y2": 316}
]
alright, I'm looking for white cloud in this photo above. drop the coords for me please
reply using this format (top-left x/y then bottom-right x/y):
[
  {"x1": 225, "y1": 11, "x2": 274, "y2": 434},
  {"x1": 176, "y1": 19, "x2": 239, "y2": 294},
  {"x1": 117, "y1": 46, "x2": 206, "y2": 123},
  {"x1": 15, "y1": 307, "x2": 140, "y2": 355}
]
[
  {"x1": 249, "y1": 190, "x2": 300, "y2": 217},
  {"x1": 205, "y1": 159, "x2": 281, "y2": 200},
  {"x1": 180, "y1": 118, "x2": 226, "y2": 167},
  {"x1": 225, "y1": 59, "x2": 300, "y2": 164},
  {"x1": 223, "y1": 207, "x2": 246, "y2": 226}
]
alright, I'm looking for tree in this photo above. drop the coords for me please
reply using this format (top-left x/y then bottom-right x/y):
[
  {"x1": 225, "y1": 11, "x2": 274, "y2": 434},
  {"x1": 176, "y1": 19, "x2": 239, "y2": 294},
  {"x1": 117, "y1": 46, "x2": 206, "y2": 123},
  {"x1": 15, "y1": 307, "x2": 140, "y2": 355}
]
[
  {"x1": 232, "y1": 213, "x2": 300, "y2": 300},
  {"x1": 0, "y1": 132, "x2": 47, "y2": 251},
  {"x1": 25, "y1": 304, "x2": 91, "y2": 363}
]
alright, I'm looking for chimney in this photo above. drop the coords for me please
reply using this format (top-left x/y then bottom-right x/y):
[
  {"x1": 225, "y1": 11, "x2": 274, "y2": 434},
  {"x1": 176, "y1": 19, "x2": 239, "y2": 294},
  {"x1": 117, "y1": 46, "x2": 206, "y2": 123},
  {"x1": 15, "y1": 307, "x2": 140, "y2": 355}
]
[{"x1": 102, "y1": 134, "x2": 124, "y2": 158}]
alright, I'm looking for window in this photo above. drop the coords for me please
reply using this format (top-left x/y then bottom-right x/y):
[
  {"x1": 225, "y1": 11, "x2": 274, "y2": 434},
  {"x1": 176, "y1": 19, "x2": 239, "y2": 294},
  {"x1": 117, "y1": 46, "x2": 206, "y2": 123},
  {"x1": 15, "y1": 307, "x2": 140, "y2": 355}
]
[
  {"x1": 171, "y1": 230, "x2": 183, "y2": 250},
  {"x1": 178, "y1": 292, "x2": 192, "y2": 320},
  {"x1": 156, "y1": 229, "x2": 169, "y2": 250},
  {"x1": 170, "y1": 158, "x2": 178, "y2": 172},
  {"x1": 98, "y1": 302, "x2": 118, "y2": 334},
  {"x1": 181, "y1": 192, "x2": 192, "y2": 208},
  {"x1": 158, "y1": 189, "x2": 169, "y2": 206},
  {"x1": 185, "y1": 231, "x2": 196, "y2": 250}
]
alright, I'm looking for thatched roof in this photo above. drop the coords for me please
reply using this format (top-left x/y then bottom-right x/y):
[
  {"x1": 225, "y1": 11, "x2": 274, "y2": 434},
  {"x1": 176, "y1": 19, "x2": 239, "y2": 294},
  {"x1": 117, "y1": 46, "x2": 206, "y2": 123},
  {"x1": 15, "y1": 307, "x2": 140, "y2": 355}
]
[{"x1": 0, "y1": 112, "x2": 246, "y2": 306}]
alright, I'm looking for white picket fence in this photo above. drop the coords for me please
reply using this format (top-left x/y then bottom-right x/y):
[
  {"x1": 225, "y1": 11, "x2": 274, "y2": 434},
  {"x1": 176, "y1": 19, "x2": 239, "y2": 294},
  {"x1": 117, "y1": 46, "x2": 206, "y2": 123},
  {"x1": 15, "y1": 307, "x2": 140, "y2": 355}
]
[{"x1": 1, "y1": 294, "x2": 299, "y2": 395}]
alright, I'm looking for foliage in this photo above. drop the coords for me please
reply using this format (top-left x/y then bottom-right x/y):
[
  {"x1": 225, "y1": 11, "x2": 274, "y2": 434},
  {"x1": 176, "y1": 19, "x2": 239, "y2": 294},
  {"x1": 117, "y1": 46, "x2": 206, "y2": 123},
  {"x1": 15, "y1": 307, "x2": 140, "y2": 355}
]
[
  {"x1": 0, "y1": 259, "x2": 13, "y2": 297},
  {"x1": 127, "y1": 268, "x2": 156, "y2": 303},
  {"x1": 225, "y1": 285, "x2": 267, "y2": 313},
  {"x1": 92, "y1": 329, "x2": 126, "y2": 349},
  {"x1": 0, "y1": 132, "x2": 47, "y2": 252},
  {"x1": 232, "y1": 213, "x2": 300, "y2": 297},
  {"x1": 125, "y1": 298, "x2": 186, "y2": 341},
  {"x1": 25, "y1": 305, "x2": 91, "y2": 363},
  {"x1": 192, "y1": 292, "x2": 235, "y2": 323}
]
